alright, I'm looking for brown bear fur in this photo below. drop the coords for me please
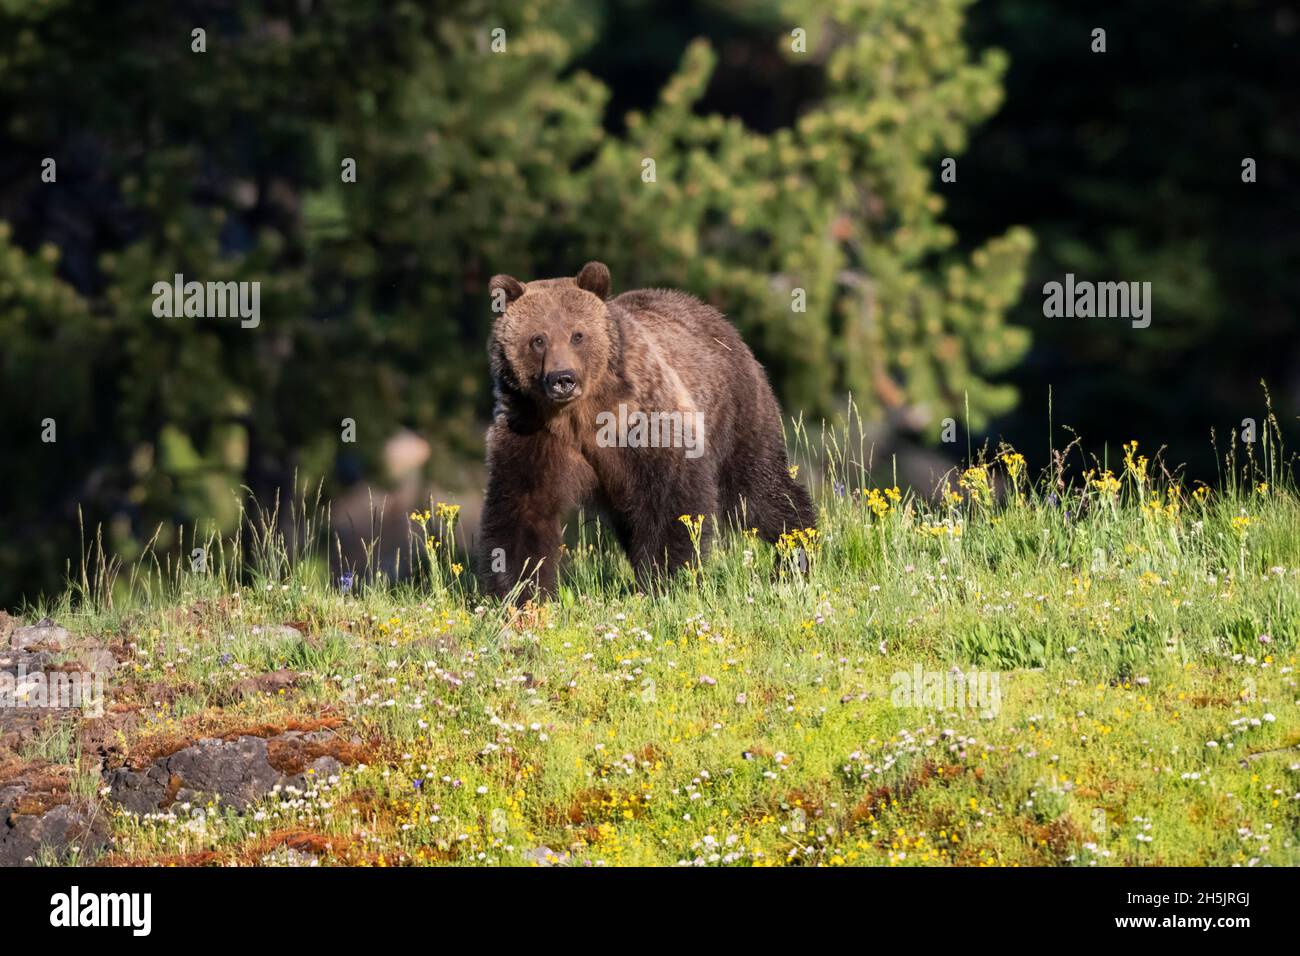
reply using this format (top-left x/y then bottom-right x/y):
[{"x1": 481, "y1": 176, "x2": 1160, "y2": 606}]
[{"x1": 478, "y1": 261, "x2": 815, "y2": 601}]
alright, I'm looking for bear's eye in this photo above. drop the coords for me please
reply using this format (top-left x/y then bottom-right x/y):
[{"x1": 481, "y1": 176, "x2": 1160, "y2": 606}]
[
  {"x1": 571, "y1": 331, "x2": 584, "y2": 345},
  {"x1": 530, "y1": 335, "x2": 545, "y2": 352}
]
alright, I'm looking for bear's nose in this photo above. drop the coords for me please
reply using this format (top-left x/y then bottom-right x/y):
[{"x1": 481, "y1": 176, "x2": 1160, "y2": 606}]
[{"x1": 545, "y1": 370, "x2": 578, "y2": 397}]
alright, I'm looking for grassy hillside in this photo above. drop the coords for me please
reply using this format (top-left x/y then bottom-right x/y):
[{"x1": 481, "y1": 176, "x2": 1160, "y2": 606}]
[{"x1": 5, "y1": 413, "x2": 1299, "y2": 867}]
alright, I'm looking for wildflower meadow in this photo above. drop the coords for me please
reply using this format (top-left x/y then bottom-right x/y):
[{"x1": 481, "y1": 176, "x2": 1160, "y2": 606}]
[{"x1": 8, "y1": 404, "x2": 1297, "y2": 869}]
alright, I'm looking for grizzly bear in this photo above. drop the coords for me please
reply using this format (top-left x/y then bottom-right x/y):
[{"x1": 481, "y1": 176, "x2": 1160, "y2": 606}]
[{"x1": 478, "y1": 261, "x2": 814, "y2": 601}]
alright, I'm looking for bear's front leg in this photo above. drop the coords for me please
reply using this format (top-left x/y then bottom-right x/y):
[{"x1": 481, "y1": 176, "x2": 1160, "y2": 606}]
[
  {"x1": 478, "y1": 421, "x2": 593, "y2": 603},
  {"x1": 626, "y1": 479, "x2": 718, "y2": 590}
]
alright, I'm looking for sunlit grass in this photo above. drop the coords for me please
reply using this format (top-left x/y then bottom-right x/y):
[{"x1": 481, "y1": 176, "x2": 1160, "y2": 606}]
[{"x1": 22, "y1": 399, "x2": 1300, "y2": 866}]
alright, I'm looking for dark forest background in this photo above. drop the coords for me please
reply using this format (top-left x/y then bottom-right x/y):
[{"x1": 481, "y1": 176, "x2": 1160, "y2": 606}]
[{"x1": 1, "y1": 0, "x2": 1296, "y2": 607}]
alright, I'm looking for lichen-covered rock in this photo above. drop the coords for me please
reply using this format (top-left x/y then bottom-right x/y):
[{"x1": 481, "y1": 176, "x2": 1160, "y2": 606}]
[
  {"x1": 105, "y1": 730, "x2": 357, "y2": 814},
  {"x1": 0, "y1": 648, "x2": 82, "y2": 754},
  {"x1": 10, "y1": 619, "x2": 70, "y2": 652},
  {"x1": 0, "y1": 761, "x2": 108, "y2": 866},
  {"x1": 0, "y1": 646, "x2": 53, "y2": 679}
]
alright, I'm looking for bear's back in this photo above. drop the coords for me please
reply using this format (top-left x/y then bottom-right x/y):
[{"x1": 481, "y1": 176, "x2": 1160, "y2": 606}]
[
  {"x1": 607, "y1": 287, "x2": 780, "y2": 456},
  {"x1": 611, "y1": 288, "x2": 746, "y2": 355}
]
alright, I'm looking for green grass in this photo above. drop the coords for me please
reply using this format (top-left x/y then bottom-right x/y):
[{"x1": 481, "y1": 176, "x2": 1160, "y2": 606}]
[{"x1": 16, "y1": 405, "x2": 1300, "y2": 866}]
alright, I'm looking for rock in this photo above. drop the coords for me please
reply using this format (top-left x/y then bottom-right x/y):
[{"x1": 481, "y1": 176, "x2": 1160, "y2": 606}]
[
  {"x1": 384, "y1": 428, "x2": 431, "y2": 480},
  {"x1": 227, "y1": 668, "x2": 301, "y2": 701},
  {"x1": 105, "y1": 729, "x2": 359, "y2": 814},
  {"x1": 0, "y1": 803, "x2": 104, "y2": 867},
  {"x1": 524, "y1": 845, "x2": 570, "y2": 866},
  {"x1": 79, "y1": 708, "x2": 141, "y2": 767},
  {"x1": 2, "y1": 633, "x2": 111, "y2": 723},
  {"x1": 0, "y1": 647, "x2": 52, "y2": 674},
  {"x1": 0, "y1": 648, "x2": 89, "y2": 752},
  {"x1": 0, "y1": 711, "x2": 64, "y2": 755},
  {"x1": 11, "y1": 619, "x2": 70, "y2": 652},
  {"x1": 74, "y1": 646, "x2": 119, "y2": 675},
  {"x1": 5, "y1": 624, "x2": 118, "y2": 680},
  {"x1": 0, "y1": 761, "x2": 108, "y2": 866}
]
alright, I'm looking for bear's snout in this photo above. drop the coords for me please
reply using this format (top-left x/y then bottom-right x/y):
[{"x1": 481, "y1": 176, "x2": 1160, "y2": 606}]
[{"x1": 544, "y1": 369, "x2": 580, "y2": 401}]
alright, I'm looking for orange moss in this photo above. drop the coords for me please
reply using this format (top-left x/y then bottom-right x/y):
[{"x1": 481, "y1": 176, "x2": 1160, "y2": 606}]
[
  {"x1": 0, "y1": 759, "x2": 72, "y2": 816},
  {"x1": 119, "y1": 714, "x2": 348, "y2": 770},
  {"x1": 102, "y1": 828, "x2": 359, "y2": 867},
  {"x1": 265, "y1": 733, "x2": 369, "y2": 775}
]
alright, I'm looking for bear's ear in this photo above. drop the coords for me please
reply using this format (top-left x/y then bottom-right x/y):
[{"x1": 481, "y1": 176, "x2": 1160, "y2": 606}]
[
  {"x1": 575, "y1": 261, "x2": 611, "y2": 300},
  {"x1": 489, "y1": 274, "x2": 526, "y2": 313}
]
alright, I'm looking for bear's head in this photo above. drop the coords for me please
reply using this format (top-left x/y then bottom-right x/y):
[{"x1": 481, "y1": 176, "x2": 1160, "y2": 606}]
[{"x1": 488, "y1": 261, "x2": 614, "y2": 412}]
